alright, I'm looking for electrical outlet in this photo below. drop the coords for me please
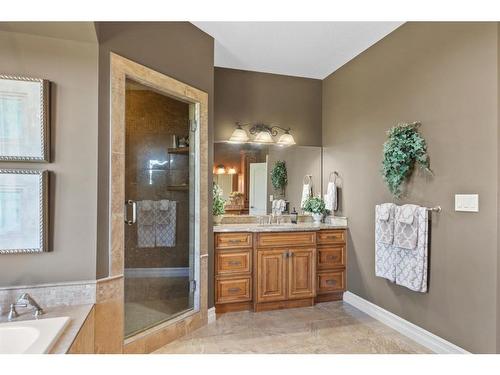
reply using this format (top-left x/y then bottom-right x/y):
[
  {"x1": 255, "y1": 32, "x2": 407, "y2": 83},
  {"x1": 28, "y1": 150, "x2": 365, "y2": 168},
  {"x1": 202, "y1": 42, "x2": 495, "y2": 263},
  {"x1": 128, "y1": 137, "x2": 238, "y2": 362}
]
[
  {"x1": 269, "y1": 195, "x2": 274, "y2": 202},
  {"x1": 455, "y1": 194, "x2": 479, "y2": 212}
]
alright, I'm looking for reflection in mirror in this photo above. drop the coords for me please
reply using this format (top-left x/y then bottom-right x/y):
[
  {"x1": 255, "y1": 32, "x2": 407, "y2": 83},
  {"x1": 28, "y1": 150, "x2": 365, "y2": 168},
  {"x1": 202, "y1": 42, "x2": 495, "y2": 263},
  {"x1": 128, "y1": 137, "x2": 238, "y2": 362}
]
[{"x1": 213, "y1": 142, "x2": 322, "y2": 216}]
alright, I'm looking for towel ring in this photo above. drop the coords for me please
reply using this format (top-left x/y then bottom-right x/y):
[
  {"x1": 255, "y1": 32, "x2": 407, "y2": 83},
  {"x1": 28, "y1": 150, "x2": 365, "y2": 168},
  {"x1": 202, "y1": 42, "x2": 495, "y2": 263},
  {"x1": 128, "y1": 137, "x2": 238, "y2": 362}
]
[{"x1": 303, "y1": 175, "x2": 312, "y2": 185}]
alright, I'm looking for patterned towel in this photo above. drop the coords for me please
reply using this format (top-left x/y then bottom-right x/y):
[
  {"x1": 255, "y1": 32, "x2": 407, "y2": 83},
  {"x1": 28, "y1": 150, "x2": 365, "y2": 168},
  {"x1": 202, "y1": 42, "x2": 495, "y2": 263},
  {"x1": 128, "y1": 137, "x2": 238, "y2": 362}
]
[
  {"x1": 376, "y1": 203, "x2": 395, "y2": 245},
  {"x1": 155, "y1": 200, "x2": 176, "y2": 247},
  {"x1": 375, "y1": 203, "x2": 396, "y2": 282},
  {"x1": 394, "y1": 204, "x2": 419, "y2": 250},
  {"x1": 137, "y1": 200, "x2": 155, "y2": 248},
  {"x1": 395, "y1": 207, "x2": 428, "y2": 292}
]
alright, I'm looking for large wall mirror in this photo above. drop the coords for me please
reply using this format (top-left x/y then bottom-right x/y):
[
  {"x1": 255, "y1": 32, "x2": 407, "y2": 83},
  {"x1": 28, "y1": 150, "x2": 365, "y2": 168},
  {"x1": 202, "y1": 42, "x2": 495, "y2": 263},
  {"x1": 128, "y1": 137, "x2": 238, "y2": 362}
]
[{"x1": 214, "y1": 142, "x2": 322, "y2": 216}]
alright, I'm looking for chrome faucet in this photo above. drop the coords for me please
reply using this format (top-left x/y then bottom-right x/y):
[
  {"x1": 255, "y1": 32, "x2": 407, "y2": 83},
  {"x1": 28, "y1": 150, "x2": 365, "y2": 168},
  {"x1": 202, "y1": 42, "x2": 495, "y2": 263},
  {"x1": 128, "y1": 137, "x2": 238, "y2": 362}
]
[{"x1": 8, "y1": 293, "x2": 44, "y2": 321}]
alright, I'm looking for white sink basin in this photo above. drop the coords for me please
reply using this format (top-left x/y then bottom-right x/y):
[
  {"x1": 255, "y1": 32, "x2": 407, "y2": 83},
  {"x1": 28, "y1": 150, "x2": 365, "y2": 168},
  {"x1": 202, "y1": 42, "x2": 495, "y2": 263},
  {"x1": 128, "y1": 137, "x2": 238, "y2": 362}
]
[{"x1": 0, "y1": 317, "x2": 70, "y2": 354}]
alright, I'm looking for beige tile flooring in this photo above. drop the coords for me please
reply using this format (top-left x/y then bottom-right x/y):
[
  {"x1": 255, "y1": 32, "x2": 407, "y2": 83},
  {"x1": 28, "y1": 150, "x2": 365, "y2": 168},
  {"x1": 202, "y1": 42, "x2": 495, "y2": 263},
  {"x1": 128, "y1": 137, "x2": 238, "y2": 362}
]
[{"x1": 153, "y1": 301, "x2": 431, "y2": 354}]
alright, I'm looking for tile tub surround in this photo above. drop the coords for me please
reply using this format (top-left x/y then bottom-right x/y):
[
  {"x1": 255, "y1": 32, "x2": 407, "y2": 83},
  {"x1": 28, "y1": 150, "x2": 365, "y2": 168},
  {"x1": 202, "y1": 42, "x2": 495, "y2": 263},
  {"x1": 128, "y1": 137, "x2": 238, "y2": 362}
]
[
  {"x1": 154, "y1": 301, "x2": 430, "y2": 354},
  {"x1": 0, "y1": 303, "x2": 94, "y2": 354},
  {"x1": 0, "y1": 281, "x2": 96, "y2": 316}
]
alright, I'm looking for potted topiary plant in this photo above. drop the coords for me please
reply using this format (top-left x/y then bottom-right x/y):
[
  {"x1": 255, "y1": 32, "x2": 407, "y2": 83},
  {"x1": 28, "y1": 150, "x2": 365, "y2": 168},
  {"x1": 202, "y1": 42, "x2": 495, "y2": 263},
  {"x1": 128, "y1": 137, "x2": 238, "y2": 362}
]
[
  {"x1": 303, "y1": 196, "x2": 326, "y2": 223},
  {"x1": 213, "y1": 183, "x2": 225, "y2": 225},
  {"x1": 271, "y1": 160, "x2": 288, "y2": 198}
]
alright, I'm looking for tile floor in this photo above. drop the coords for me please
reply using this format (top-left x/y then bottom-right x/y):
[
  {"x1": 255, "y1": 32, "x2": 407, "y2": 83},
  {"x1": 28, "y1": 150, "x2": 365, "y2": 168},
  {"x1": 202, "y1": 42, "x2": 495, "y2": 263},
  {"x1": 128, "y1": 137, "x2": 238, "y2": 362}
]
[{"x1": 153, "y1": 301, "x2": 431, "y2": 354}]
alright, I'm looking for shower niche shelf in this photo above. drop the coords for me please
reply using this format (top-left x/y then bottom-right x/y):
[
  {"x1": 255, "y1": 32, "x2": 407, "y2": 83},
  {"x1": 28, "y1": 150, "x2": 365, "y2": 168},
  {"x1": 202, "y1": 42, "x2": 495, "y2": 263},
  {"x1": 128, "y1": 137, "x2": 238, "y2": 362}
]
[
  {"x1": 168, "y1": 147, "x2": 189, "y2": 154},
  {"x1": 167, "y1": 184, "x2": 189, "y2": 191}
]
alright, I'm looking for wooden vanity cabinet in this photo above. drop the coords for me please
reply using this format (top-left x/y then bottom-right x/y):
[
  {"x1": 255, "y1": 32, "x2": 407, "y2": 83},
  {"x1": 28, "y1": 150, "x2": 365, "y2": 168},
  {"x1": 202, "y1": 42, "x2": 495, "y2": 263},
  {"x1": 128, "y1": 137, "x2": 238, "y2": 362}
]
[{"x1": 214, "y1": 228, "x2": 347, "y2": 313}]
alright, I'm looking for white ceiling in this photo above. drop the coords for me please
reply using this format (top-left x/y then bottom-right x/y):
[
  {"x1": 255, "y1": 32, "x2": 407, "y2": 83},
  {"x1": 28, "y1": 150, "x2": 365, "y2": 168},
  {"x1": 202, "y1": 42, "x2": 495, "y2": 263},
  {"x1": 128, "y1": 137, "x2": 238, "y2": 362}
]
[{"x1": 193, "y1": 22, "x2": 403, "y2": 79}]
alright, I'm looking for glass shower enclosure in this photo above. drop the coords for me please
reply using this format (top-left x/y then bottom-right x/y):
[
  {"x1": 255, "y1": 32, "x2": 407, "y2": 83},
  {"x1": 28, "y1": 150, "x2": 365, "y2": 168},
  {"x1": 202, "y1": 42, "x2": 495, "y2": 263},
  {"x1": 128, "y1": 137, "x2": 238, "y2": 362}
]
[{"x1": 123, "y1": 79, "x2": 199, "y2": 338}]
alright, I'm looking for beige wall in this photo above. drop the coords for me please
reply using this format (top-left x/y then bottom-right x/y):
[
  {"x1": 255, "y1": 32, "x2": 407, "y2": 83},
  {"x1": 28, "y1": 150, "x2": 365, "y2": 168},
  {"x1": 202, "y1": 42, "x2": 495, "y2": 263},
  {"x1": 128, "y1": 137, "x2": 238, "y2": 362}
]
[
  {"x1": 322, "y1": 22, "x2": 498, "y2": 353},
  {"x1": 94, "y1": 22, "x2": 215, "y2": 304},
  {"x1": 215, "y1": 67, "x2": 322, "y2": 146},
  {"x1": 0, "y1": 29, "x2": 99, "y2": 285}
]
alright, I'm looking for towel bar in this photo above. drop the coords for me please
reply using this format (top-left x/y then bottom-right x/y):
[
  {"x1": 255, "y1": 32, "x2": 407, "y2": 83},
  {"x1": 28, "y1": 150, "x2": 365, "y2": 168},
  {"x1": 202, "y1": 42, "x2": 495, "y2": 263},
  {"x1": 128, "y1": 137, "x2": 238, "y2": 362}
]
[{"x1": 426, "y1": 206, "x2": 441, "y2": 213}]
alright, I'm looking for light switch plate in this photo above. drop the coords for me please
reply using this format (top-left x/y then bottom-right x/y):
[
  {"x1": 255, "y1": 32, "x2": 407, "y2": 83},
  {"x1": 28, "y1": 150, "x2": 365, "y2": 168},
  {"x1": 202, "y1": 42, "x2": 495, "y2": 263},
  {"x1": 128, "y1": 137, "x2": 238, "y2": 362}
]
[
  {"x1": 455, "y1": 194, "x2": 479, "y2": 212},
  {"x1": 269, "y1": 195, "x2": 274, "y2": 202}
]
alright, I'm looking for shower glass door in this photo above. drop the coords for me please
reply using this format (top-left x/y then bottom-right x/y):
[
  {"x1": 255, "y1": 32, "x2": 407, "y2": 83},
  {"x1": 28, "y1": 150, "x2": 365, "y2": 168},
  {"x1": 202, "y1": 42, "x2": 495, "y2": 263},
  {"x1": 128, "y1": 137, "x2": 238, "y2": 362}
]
[{"x1": 123, "y1": 79, "x2": 198, "y2": 338}]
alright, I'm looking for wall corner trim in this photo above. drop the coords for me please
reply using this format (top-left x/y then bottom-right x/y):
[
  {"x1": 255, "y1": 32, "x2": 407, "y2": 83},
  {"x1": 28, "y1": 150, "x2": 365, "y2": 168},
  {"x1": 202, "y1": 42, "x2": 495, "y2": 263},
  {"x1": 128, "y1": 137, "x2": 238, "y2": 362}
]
[
  {"x1": 207, "y1": 307, "x2": 216, "y2": 324},
  {"x1": 343, "y1": 291, "x2": 470, "y2": 354}
]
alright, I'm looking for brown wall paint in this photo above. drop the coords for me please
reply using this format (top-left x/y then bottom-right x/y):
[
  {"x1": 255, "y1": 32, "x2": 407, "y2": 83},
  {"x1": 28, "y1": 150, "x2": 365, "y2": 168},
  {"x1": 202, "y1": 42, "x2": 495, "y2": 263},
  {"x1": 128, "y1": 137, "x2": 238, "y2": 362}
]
[
  {"x1": 322, "y1": 22, "x2": 498, "y2": 353},
  {"x1": 214, "y1": 67, "x2": 322, "y2": 146},
  {"x1": 94, "y1": 22, "x2": 215, "y2": 306},
  {"x1": 0, "y1": 29, "x2": 99, "y2": 285}
]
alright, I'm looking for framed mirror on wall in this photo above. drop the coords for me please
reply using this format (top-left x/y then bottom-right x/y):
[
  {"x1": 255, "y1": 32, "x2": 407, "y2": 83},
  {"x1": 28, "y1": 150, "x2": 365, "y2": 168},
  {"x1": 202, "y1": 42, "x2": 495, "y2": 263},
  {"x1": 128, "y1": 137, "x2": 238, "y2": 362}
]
[
  {"x1": 0, "y1": 75, "x2": 50, "y2": 162},
  {"x1": 0, "y1": 169, "x2": 48, "y2": 254},
  {"x1": 213, "y1": 142, "x2": 322, "y2": 216}
]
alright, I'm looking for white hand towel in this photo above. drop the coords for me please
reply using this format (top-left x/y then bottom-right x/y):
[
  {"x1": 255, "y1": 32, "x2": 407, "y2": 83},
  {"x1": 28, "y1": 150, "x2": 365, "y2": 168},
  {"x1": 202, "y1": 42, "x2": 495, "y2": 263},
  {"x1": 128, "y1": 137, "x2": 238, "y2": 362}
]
[
  {"x1": 394, "y1": 204, "x2": 419, "y2": 250},
  {"x1": 375, "y1": 203, "x2": 397, "y2": 282},
  {"x1": 324, "y1": 181, "x2": 337, "y2": 212},
  {"x1": 137, "y1": 200, "x2": 155, "y2": 248},
  {"x1": 395, "y1": 207, "x2": 428, "y2": 292},
  {"x1": 300, "y1": 183, "x2": 312, "y2": 209},
  {"x1": 155, "y1": 200, "x2": 176, "y2": 247}
]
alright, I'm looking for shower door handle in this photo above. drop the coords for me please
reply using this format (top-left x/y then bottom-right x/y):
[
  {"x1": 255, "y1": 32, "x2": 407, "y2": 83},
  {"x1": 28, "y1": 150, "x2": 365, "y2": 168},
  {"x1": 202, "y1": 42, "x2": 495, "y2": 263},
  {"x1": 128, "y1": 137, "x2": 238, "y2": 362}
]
[{"x1": 125, "y1": 200, "x2": 137, "y2": 225}]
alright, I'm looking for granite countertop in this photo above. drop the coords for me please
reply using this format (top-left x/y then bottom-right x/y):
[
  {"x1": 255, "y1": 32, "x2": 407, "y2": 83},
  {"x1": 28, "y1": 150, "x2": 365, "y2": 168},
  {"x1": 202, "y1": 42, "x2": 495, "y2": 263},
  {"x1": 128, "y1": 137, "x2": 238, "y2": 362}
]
[
  {"x1": 214, "y1": 221, "x2": 348, "y2": 233},
  {"x1": 0, "y1": 303, "x2": 93, "y2": 354}
]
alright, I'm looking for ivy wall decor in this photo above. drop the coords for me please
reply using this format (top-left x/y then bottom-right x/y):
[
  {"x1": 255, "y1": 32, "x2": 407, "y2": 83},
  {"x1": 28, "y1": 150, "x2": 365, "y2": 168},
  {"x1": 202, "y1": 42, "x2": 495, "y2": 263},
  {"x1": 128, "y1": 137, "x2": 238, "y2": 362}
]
[{"x1": 381, "y1": 121, "x2": 432, "y2": 198}]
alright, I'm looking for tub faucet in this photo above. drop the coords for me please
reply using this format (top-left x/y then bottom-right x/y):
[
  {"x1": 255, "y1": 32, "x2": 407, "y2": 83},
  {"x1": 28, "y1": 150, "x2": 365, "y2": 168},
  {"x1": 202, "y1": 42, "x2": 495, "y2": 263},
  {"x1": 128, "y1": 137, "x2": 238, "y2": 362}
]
[{"x1": 8, "y1": 293, "x2": 44, "y2": 320}]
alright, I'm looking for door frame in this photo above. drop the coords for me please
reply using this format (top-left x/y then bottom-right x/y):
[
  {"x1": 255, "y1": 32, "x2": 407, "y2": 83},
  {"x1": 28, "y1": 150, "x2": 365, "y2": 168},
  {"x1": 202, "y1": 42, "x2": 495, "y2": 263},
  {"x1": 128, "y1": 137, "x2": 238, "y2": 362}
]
[
  {"x1": 249, "y1": 162, "x2": 267, "y2": 215},
  {"x1": 100, "y1": 53, "x2": 209, "y2": 353}
]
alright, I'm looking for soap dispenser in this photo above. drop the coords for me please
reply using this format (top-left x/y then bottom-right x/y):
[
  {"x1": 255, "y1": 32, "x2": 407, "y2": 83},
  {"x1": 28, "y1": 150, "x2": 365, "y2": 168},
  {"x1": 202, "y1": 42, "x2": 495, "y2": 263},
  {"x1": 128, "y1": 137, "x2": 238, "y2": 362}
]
[{"x1": 291, "y1": 207, "x2": 298, "y2": 224}]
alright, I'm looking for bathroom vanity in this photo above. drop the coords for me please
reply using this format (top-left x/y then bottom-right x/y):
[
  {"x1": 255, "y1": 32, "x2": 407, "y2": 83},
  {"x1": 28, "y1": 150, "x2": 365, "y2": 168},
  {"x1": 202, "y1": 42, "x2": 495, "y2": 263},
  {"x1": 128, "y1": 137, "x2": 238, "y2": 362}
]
[{"x1": 214, "y1": 223, "x2": 347, "y2": 313}]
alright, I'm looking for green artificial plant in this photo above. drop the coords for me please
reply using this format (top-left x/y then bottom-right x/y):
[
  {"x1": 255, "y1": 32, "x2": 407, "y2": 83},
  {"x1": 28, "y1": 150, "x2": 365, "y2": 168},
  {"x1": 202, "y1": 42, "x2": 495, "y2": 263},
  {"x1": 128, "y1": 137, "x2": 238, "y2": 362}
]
[
  {"x1": 303, "y1": 196, "x2": 326, "y2": 214},
  {"x1": 381, "y1": 121, "x2": 431, "y2": 198},
  {"x1": 271, "y1": 160, "x2": 288, "y2": 196},
  {"x1": 212, "y1": 183, "x2": 226, "y2": 216}
]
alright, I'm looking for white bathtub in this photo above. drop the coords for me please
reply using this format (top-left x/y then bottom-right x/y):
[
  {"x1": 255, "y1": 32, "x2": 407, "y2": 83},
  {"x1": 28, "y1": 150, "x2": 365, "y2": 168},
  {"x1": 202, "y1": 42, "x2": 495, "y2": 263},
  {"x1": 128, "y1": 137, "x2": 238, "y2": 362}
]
[{"x1": 0, "y1": 317, "x2": 70, "y2": 354}]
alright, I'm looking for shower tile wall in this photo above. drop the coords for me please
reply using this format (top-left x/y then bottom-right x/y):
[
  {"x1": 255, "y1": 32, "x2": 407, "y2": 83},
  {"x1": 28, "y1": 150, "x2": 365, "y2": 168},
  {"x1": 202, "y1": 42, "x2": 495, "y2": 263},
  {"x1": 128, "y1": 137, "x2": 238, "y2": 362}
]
[{"x1": 125, "y1": 89, "x2": 189, "y2": 272}]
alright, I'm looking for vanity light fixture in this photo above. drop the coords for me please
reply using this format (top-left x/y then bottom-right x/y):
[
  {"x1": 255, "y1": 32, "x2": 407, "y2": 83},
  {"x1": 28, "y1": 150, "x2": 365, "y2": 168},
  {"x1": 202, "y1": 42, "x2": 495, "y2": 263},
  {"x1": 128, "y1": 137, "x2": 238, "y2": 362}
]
[
  {"x1": 228, "y1": 123, "x2": 250, "y2": 143},
  {"x1": 253, "y1": 129, "x2": 274, "y2": 144},
  {"x1": 215, "y1": 164, "x2": 226, "y2": 174},
  {"x1": 227, "y1": 122, "x2": 296, "y2": 147},
  {"x1": 277, "y1": 130, "x2": 296, "y2": 147},
  {"x1": 227, "y1": 167, "x2": 237, "y2": 175}
]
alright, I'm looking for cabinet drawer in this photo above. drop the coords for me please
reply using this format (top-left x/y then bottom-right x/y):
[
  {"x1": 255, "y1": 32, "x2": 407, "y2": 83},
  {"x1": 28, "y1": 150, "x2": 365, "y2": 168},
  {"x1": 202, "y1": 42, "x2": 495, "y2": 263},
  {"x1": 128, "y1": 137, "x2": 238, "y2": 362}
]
[
  {"x1": 317, "y1": 270, "x2": 345, "y2": 294},
  {"x1": 216, "y1": 250, "x2": 251, "y2": 275},
  {"x1": 216, "y1": 232, "x2": 252, "y2": 249},
  {"x1": 257, "y1": 231, "x2": 316, "y2": 248},
  {"x1": 216, "y1": 276, "x2": 252, "y2": 304},
  {"x1": 317, "y1": 246, "x2": 345, "y2": 270},
  {"x1": 317, "y1": 230, "x2": 346, "y2": 244}
]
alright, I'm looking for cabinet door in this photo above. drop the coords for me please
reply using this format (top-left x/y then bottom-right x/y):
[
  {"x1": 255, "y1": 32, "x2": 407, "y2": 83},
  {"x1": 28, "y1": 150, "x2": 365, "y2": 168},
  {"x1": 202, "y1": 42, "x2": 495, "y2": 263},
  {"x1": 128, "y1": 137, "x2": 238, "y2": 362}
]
[
  {"x1": 257, "y1": 249, "x2": 287, "y2": 302},
  {"x1": 288, "y1": 248, "x2": 315, "y2": 300}
]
